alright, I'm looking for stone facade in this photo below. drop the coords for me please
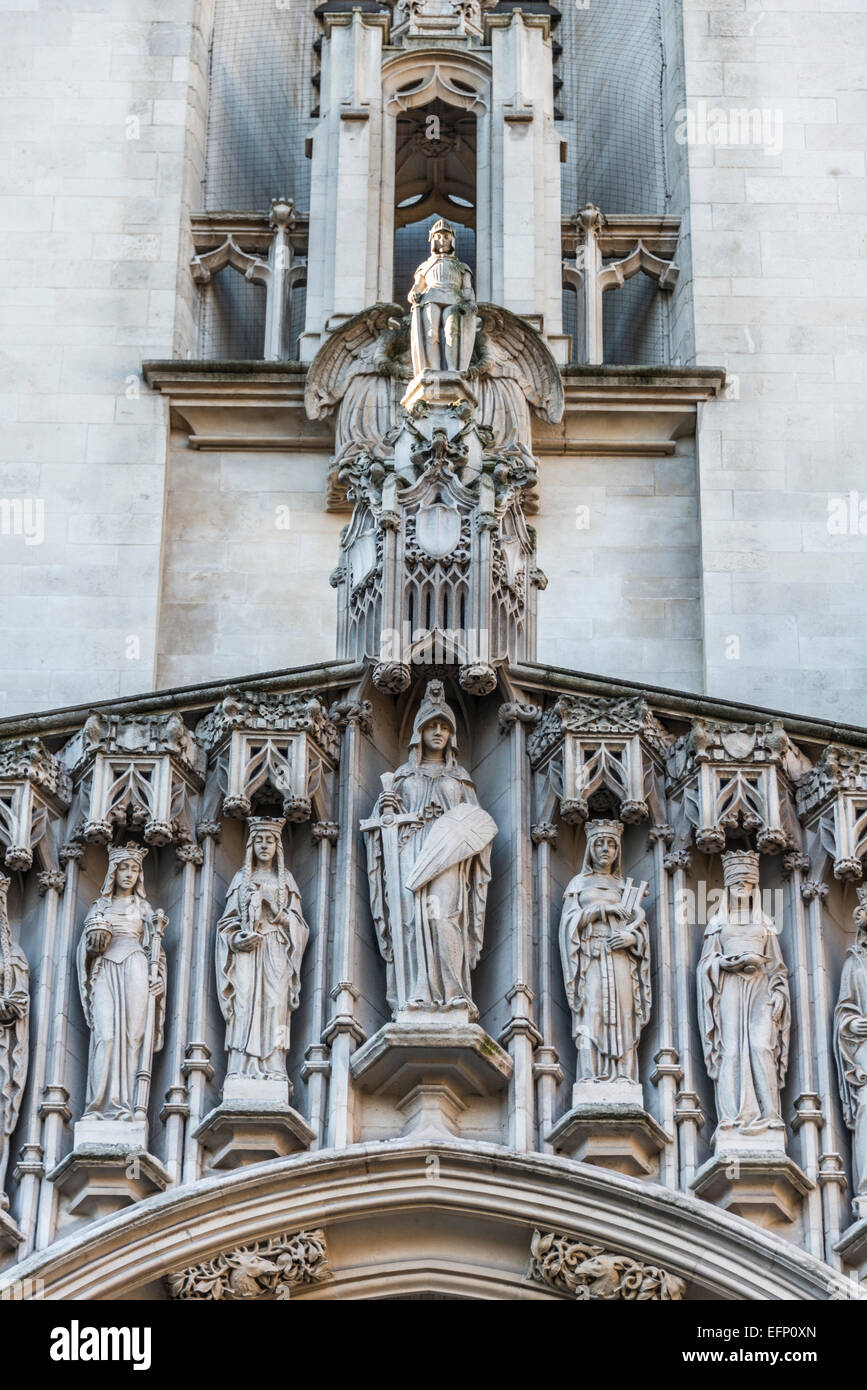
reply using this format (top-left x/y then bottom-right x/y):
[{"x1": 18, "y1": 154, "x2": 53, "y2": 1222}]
[
  {"x1": 0, "y1": 1, "x2": 864, "y2": 725},
  {"x1": 0, "y1": 0, "x2": 864, "y2": 1303}
]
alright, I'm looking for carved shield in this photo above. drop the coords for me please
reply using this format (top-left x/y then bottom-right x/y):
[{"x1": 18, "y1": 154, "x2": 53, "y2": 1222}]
[
  {"x1": 499, "y1": 536, "x2": 523, "y2": 588},
  {"x1": 414, "y1": 504, "x2": 461, "y2": 559},
  {"x1": 349, "y1": 531, "x2": 377, "y2": 589}
]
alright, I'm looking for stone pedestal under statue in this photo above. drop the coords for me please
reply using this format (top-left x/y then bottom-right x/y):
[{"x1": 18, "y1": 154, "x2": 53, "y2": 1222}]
[
  {"x1": 350, "y1": 1009, "x2": 513, "y2": 1137},
  {"x1": 691, "y1": 1130, "x2": 813, "y2": 1224},
  {"x1": 0, "y1": 1207, "x2": 22, "y2": 1252},
  {"x1": 400, "y1": 368, "x2": 477, "y2": 415},
  {"x1": 195, "y1": 1076, "x2": 314, "y2": 1170},
  {"x1": 49, "y1": 1117, "x2": 170, "y2": 1220},
  {"x1": 547, "y1": 1078, "x2": 670, "y2": 1177},
  {"x1": 835, "y1": 1205, "x2": 867, "y2": 1280}
]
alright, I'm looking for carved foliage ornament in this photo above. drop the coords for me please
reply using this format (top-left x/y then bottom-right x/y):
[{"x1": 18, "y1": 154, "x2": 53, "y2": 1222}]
[
  {"x1": 528, "y1": 1229, "x2": 685, "y2": 1301},
  {"x1": 167, "y1": 1229, "x2": 329, "y2": 1300}
]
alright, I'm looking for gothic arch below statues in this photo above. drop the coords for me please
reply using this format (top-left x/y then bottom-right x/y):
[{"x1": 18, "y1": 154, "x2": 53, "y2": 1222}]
[{"x1": 11, "y1": 1142, "x2": 845, "y2": 1302}]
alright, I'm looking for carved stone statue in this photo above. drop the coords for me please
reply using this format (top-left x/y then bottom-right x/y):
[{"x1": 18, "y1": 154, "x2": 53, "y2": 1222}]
[
  {"x1": 834, "y1": 885, "x2": 867, "y2": 1218},
  {"x1": 216, "y1": 817, "x2": 310, "y2": 1082},
  {"x1": 408, "y1": 219, "x2": 477, "y2": 376},
  {"x1": 76, "y1": 842, "x2": 167, "y2": 1126},
  {"x1": 304, "y1": 289, "x2": 563, "y2": 509},
  {"x1": 363, "y1": 680, "x2": 497, "y2": 1017},
  {"x1": 697, "y1": 849, "x2": 790, "y2": 1144},
  {"x1": 0, "y1": 872, "x2": 28, "y2": 1205},
  {"x1": 558, "y1": 820, "x2": 651, "y2": 1086}
]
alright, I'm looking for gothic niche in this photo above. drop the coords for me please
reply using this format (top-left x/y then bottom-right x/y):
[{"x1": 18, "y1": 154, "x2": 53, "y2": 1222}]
[
  {"x1": 835, "y1": 885, "x2": 867, "y2": 1224},
  {"x1": 352, "y1": 680, "x2": 512, "y2": 1134},
  {"x1": 393, "y1": 100, "x2": 478, "y2": 303},
  {"x1": 548, "y1": 819, "x2": 667, "y2": 1178},
  {"x1": 50, "y1": 842, "x2": 171, "y2": 1220},
  {"x1": 0, "y1": 872, "x2": 28, "y2": 1243},
  {"x1": 197, "y1": 816, "x2": 315, "y2": 1169}
]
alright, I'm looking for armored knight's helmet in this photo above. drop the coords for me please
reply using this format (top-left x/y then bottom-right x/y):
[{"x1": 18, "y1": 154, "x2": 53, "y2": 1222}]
[{"x1": 429, "y1": 217, "x2": 457, "y2": 247}]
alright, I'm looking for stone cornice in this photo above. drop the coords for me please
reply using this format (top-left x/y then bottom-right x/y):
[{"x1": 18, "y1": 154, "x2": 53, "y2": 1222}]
[
  {"x1": 190, "y1": 210, "x2": 310, "y2": 255},
  {"x1": 143, "y1": 360, "x2": 726, "y2": 456},
  {"x1": 507, "y1": 661, "x2": 867, "y2": 756},
  {"x1": 0, "y1": 661, "x2": 366, "y2": 745},
  {"x1": 561, "y1": 214, "x2": 682, "y2": 261},
  {"x1": 4, "y1": 656, "x2": 867, "y2": 770}
]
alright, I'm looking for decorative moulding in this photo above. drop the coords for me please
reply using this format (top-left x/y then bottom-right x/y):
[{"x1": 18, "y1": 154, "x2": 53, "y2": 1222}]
[
  {"x1": 528, "y1": 693, "x2": 670, "y2": 826},
  {"x1": 665, "y1": 717, "x2": 803, "y2": 858},
  {"x1": 142, "y1": 362, "x2": 725, "y2": 472},
  {"x1": 61, "y1": 711, "x2": 204, "y2": 848},
  {"x1": 796, "y1": 745, "x2": 867, "y2": 881}
]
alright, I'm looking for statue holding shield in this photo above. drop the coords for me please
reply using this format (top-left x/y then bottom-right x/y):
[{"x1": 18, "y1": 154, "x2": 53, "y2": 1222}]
[{"x1": 362, "y1": 681, "x2": 497, "y2": 1018}]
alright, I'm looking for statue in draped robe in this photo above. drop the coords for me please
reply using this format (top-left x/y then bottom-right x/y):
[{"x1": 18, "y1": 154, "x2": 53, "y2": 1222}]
[
  {"x1": 216, "y1": 817, "x2": 310, "y2": 1081},
  {"x1": 363, "y1": 681, "x2": 497, "y2": 1018},
  {"x1": 697, "y1": 850, "x2": 789, "y2": 1142},
  {"x1": 834, "y1": 885, "x2": 867, "y2": 1216},
  {"x1": 76, "y1": 842, "x2": 166, "y2": 1122},
  {"x1": 558, "y1": 820, "x2": 651, "y2": 1085},
  {"x1": 0, "y1": 872, "x2": 28, "y2": 1206}
]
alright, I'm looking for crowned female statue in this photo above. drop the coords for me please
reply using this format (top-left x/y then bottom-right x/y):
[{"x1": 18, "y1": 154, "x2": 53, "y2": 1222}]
[
  {"x1": 697, "y1": 849, "x2": 790, "y2": 1143},
  {"x1": 216, "y1": 817, "x2": 310, "y2": 1083},
  {"x1": 834, "y1": 885, "x2": 867, "y2": 1217},
  {"x1": 363, "y1": 681, "x2": 497, "y2": 1018},
  {"x1": 558, "y1": 820, "x2": 651, "y2": 1088},
  {"x1": 76, "y1": 842, "x2": 166, "y2": 1124}
]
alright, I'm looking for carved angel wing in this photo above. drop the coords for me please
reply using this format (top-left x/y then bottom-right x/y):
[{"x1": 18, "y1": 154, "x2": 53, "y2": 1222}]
[
  {"x1": 304, "y1": 303, "x2": 405, "y2": 420},
  {"x1": 475, "y1": 304, "x2": 564, "y2": 424}
]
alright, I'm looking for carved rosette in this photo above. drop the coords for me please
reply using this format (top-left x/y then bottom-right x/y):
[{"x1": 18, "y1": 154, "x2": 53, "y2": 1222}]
[
  {"x1": 197, "y1": 690, "x2": 339, "y2": 827},
  {"x1": 166, "y1": 1229, "x2": 329, "y2": 1300},
  {"x1": 62, "y1": 712, "x2": 204, "y2": 849},
  {"x1": 0, "y1": 737, "x2": 72, "y2": 875},
  {"x1": 527, "y1": 695, "x2": 669, "y2": 828},
  {"x1": 665, "y1": 718, "x2": 801, "y2": 862},
  {"x1": 528, "y1": 1229, "x2": 685, "y2": 1301}
]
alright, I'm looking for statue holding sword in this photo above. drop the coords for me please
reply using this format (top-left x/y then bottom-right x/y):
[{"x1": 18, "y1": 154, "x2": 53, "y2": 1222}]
[{"x1": 362, "y1": 681, "x2": 497, "y2": 1019}]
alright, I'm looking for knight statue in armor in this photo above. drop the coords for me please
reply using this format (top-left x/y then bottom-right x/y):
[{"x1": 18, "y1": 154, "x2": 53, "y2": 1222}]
[{"x1": 408, "y1": 219, "x2": 478, "y2": 377}]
